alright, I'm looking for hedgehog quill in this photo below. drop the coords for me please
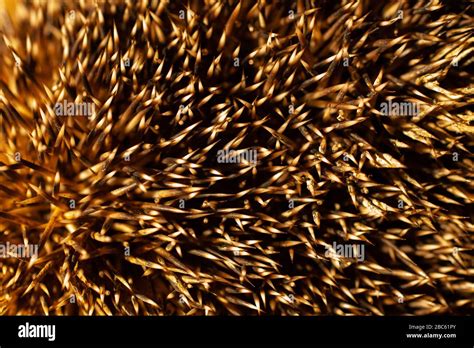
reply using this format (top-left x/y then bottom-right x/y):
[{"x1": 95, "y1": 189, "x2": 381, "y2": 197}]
[{"x1": 0, "y1": 0, "x2": 473, "y2": 316}]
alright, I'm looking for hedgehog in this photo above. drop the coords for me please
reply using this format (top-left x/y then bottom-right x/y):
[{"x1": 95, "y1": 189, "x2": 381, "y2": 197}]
[{"x1": 0, "y1": 0, "x2": 472, "y2": 316}]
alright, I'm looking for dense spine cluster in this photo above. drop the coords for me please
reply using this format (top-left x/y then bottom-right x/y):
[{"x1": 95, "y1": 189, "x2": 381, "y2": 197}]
[{"x1": 0, "y1": 0, "x2": 473, "y2": 315}]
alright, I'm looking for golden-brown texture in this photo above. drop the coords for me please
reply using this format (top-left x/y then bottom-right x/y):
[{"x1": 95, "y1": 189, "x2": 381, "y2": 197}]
[{"x1": 0, "y1": 0, "x2": 473, "y2": 315}]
